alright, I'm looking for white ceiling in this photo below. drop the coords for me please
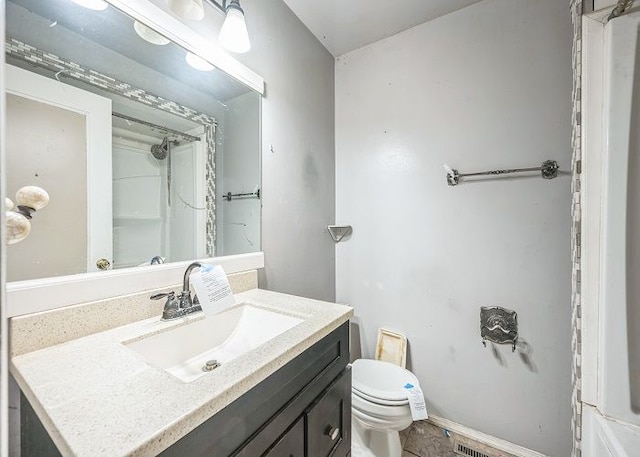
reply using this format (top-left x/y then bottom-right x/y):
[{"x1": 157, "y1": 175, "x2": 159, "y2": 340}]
[{"x1": 282, "y1": 0, "x2": 484, "y2": 56}]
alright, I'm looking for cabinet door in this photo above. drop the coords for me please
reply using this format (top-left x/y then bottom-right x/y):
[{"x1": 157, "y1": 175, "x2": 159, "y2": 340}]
[
  {"x1": 263, "y1": 417, "x2": 304, "y2": 457},
  {"x1": 306, "y1": 368, "x2": 352, "y2": 457}
]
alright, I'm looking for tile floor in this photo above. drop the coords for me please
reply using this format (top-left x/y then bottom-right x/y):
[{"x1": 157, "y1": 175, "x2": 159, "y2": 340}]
[
  {"x1": 400, "y1": 421, "x2": 457, "y2": 457},
  {"x1": 399, "y1": 421, "x2": 517, "y2": 457}
]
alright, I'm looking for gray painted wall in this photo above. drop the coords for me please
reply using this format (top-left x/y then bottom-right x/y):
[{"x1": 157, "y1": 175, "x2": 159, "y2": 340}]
[
  {"x1": 335, "y1": 0, "x2": 573, "y2": 455},
  {"x1": 152, "y1": 0, "x2": 337, "y2": 302},
  {"x1": 238, "y1": 0, "x2": 336, "y2": 302}
]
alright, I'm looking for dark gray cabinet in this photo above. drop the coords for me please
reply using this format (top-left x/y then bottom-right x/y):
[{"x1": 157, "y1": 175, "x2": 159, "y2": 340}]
[
  {"x1": 306, "y1": 369, "x2": 351, "y2": 457},
  {"x1": 21, "y1": 322, "x2": 351, "y2": 457},
  {"x1": 226, "y1": 322, "x2": 351, "y2": 457},
  {"x1": 264, "y1": 417, "x2": 305, "y2": 457},
  {"x1": 260, "y1": 367, "x2": 351, "y2": 457},
  {"x1": 256, "y1": 368, "x2": 351, "y2": 457}
]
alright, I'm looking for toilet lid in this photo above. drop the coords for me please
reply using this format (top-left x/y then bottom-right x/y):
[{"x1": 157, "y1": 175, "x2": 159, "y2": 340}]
[{"x1": 352, "y1": 359, "x2": 419, "y2": 403}]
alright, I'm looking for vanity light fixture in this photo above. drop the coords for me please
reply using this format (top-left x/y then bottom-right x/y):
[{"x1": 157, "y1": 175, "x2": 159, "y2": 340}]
[
  {"x1": 217, "y1": 0, "x2": 251, "y2": 54},
  {"x1": 134, "y1": 20, "x2": 171, "y2": 45},
  {"x1": 185, "y1": 51, "x2": 216, "y2": 71},
  {"x1": 167, "y1": 0, "x2": 251, "y2": 54},
  {"x1": 69, "y1": 0, "x2": 109, "y2": 11},
  {"x1": 5, "y1": 186, "x2": 50, "y2": 245}
]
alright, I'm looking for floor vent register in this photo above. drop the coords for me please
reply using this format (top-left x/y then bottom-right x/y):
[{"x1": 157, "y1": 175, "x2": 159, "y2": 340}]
[{"x1": 453, "y1": 439, "x2": 498, "y2": 457}]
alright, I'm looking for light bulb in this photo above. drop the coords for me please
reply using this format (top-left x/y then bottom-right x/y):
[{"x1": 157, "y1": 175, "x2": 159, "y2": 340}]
[
  {"x1": 5, "y1": 198, "x2": 14, "y2": 210},
  {"x1": 6, "y1": 211, "x2": 31, "y2": 245},
  {"x1": 134, "y1": 21, "x2": 170, "y2": 46},
  {"x1": 16, "y1": 186, "x2": 50, "y2": 212},
  {"x1": 219, "y1": 2, "x2": 251, "y2": 54},
  {"x1": 70, "y1": 0, "x2": 109, "y2": 11},
  {"x1": 185, "y1": 52, "x2": 215, "y2": 72},
  {"x1": 167, "y1": 0, "x2": 204, "y2": 21}
]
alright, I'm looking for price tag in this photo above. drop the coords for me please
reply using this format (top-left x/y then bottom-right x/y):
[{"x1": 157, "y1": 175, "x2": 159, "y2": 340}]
[
  {"x1": 189, "y1": 264, "x2": 236, "y2": 318},
  {"x1": 404, "y1": 383, "x2": 428, "y2": 421}
]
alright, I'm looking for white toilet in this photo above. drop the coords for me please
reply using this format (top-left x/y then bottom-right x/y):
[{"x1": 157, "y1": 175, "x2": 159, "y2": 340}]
[{"x1": 351, "y1": 358, "x2": 421, "y2": 457}]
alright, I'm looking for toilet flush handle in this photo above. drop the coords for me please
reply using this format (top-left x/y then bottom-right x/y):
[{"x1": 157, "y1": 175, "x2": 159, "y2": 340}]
[{"x1": 325, "y1": 425, "x2": 339, "y2": 441}]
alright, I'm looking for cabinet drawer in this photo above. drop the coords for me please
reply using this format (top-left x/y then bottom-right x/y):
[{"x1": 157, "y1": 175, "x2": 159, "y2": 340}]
[
  {"x1": 263, "y1": 417, "x2": 304, "y2": 457},
  {"x1": 306, "y1": 368, "x2": 351, "y2": 457}
]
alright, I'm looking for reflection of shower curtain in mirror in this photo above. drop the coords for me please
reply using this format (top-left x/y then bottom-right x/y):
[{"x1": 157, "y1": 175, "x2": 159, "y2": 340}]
[
  {"x1": 112, "y1": 129, "x2": 209, "y2": 269},
  {"x1": 112, "y1": 137, "x2": 164, "y2": 269}
]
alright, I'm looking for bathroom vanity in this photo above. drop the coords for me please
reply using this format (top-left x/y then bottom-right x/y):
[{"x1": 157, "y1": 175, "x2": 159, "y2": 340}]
[
  {"x1": 11, "y1": 287, "x2": 353, "y2": 457},
  {"x1": 160, "y1": 323, "x2": 351, "y2": 457}
]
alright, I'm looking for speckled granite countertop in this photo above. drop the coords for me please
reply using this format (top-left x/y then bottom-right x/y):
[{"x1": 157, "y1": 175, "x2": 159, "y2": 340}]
[{"x1": 10, "y1": 289, "x2": 353, "y2": 457}]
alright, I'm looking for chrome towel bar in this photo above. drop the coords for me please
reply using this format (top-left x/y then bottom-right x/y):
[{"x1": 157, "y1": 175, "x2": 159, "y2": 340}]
[
  {"x1": 223, "y1": 188, "x2": 260, "y2": 201},
  {"x1": 444, "y1": 160, "x2": 559, "y2": 186}
]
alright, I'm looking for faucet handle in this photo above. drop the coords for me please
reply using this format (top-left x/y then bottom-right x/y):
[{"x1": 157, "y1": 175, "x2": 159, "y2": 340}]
[
  {"x1": 150, "y1": 291, "x2": 175, "y2": 301},
  {"x1": 152, "y1": 291, "x2": 183, "y2": 320}
]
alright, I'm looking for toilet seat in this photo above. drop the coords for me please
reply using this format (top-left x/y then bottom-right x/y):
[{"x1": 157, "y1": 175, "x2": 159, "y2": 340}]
[
  {"x1": 352, "y1": 359, "x2": 419, "y2": 403},
  {"x1": 352, "y1": 387, "x2": 409, "y2": 406},
  {"x1": 352, "y1": 392, "x2": 411, "y2": 418}
]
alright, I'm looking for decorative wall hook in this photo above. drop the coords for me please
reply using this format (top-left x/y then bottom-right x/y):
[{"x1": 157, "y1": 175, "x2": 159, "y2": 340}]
[{"x1": 480, "y1": 306, "x2": 518, "y2": 352}]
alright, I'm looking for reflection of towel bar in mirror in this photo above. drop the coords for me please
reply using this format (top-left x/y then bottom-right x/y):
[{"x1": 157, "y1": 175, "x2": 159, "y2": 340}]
[
  {"x1": 224, "y1": 189, "x2": 261, "y2": 201},
  {"x1": 444, "y1": 160, "x2": 559, "y2": 186}
]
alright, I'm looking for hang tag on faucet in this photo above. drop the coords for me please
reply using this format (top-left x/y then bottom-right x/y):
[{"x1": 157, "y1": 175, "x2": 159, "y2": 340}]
[{"x1": 190, "y1": 264, "x2": 236, "y2": 318}]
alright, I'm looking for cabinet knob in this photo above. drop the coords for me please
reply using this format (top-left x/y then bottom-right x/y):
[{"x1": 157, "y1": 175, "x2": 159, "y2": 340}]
[{"x1": 325, "y1": 426, "x2": 339, "y2": 441}]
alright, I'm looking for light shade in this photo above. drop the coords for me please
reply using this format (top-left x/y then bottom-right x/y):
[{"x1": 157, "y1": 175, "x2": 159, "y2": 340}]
[
  {"x1": 16, "y1": 186, "x2": 50, "y2": 211},
  {"x1": 185, "y1": 52, "x2": 216, "y2": 71},
  {"x1": 70, "y1": 0, "x2": 109, "y2": 11},
  {"x1": 219, "y1": 1, "x2": 251, "y2": 54},
  {"x1": 6, "y1": 211, "x2": 31, "y2": 245},
  {"x1": 134, "y1": 21, "x2": 170, "y2": 46},
  {"x1": 167, "y1": 0, "x2": 205, "y2": 21}
]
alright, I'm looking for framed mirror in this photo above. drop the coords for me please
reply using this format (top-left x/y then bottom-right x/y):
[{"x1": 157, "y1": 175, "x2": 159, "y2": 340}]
[{"x1": 4, "y1": 0, "x2": 263, "y2": 286}]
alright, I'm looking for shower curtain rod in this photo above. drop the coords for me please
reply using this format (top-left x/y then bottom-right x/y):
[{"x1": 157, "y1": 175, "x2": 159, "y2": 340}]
[{"x1": 112, "y1": 112, "x2": 201, "y2": 143}]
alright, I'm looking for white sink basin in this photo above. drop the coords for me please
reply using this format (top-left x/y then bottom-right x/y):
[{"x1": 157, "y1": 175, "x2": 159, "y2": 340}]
[{"x1": 124, "y1": 304, "x2": 304, "y2": 382}]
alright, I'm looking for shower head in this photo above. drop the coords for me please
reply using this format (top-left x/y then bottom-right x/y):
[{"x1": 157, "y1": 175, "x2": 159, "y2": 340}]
[{"x1": 151, "y1": 137, "x2": 170, "y2": 160}]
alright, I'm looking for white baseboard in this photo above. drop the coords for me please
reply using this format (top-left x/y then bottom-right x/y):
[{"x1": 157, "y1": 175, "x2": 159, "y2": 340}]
[{"x1": 427, "y1": 415, "x2": 548, "y2": 457}]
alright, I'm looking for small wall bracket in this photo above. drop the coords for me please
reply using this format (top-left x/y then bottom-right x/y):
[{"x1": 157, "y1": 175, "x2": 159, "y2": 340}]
[{"x1": 327, "y1": 225, "x2": 352, "y2": 243}]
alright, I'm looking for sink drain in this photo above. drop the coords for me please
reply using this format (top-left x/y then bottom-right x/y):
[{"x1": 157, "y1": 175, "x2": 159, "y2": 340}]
[{"x1": 202, "y1": 360, "x2": 220, "y2": 372}]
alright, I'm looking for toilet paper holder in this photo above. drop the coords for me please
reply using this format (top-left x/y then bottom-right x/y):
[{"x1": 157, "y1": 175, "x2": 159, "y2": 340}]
[{"x1": 480, "y1": 306, "x2": 518, "y2": 352}]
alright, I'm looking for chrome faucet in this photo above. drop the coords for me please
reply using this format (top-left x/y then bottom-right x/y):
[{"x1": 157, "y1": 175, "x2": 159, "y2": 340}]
[
  {"x1": 150, "y1": 261, "x2": 203, "y2": 320},
  {"x1": 179, "y1": 261, "x2": 203, "y2": 308}
]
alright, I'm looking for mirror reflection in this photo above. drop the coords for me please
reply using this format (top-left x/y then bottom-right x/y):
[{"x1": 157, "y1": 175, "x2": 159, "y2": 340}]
[{"x1": 5, "y1": 0, "x2": 261, "y2": 282}]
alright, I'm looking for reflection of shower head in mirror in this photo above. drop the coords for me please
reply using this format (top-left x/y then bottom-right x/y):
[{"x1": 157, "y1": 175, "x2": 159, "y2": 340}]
[{"x1": 151, "y1": 137, "x2": 170, "y2": 160}]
